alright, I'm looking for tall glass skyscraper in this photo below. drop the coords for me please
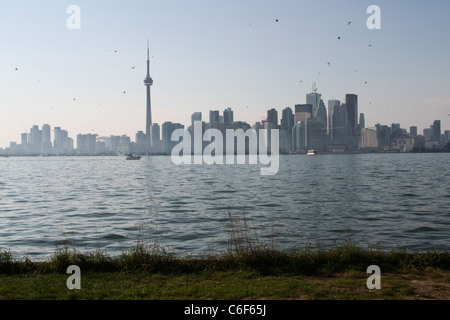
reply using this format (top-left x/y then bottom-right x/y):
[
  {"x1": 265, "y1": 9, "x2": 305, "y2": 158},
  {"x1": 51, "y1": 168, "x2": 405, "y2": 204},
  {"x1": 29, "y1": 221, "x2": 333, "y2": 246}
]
[
  {"x1": 433, "y1": 120, "x2": 441, "y2": 142},
  {"x1": 345, "y1": 94, "x2": 358, "y2": 137}
]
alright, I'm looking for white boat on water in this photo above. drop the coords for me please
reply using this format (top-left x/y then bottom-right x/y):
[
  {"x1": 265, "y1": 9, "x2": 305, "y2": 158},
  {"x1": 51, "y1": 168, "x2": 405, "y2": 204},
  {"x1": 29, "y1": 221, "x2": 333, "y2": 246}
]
[{"x1": 307, "y1": 149, "x2": 318, "y2": 155}]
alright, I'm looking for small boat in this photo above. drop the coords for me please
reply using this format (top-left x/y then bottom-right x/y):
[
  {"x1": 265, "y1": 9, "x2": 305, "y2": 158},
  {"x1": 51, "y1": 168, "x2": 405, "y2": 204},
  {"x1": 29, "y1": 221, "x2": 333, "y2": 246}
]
[
  {"x1": 307, "y1": 149, "x2": 318, "y2": 155},
  {"x1": 126, "y1": 154, "x2": 141, "y2": 160}
]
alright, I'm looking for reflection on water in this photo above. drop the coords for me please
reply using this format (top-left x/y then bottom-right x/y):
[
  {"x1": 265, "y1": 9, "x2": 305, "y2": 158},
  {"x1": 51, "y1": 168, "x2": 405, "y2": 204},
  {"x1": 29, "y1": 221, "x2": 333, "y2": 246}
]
[{"x1": 0, "y1": 153, "x2": 449, "y2": 260}]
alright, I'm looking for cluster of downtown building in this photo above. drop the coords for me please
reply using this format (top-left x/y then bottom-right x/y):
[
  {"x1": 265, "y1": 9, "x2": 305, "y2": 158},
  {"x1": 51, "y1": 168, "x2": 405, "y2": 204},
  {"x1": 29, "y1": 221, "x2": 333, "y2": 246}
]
[{"x1": 1, "y1": 91, "x2": 449, "y2": 156}]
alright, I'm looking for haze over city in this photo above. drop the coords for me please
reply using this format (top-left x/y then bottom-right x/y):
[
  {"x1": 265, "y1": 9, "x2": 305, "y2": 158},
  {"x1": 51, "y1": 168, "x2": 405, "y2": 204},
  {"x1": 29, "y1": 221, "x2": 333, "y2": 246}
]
[{"x1": 1, "y1": 0, "x2": 449, "y2": 148}]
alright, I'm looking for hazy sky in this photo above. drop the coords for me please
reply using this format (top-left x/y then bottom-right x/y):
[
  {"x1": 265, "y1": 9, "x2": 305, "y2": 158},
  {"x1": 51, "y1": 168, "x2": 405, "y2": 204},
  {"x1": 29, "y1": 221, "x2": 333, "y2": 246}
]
[{"x1": 1, "y1": 0, "x2": 449, "y2": 148}]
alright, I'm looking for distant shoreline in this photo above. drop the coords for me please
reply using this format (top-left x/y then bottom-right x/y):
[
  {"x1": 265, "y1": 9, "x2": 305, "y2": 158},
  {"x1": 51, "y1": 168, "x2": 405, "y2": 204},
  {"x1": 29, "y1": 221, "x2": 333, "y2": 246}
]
[{"x1": 2, "y1": 149, "x2": 450, "y2": 158}]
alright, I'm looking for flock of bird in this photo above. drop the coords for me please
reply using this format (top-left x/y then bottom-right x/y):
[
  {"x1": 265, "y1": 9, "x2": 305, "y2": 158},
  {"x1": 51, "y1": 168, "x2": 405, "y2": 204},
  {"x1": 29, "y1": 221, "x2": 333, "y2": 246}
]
[
  {"x1": 296, "y1": 19, "x2": 376, "y2": 89},
  {"x1": 11, "y1": 17, "x2": 393, "y2": 115}
]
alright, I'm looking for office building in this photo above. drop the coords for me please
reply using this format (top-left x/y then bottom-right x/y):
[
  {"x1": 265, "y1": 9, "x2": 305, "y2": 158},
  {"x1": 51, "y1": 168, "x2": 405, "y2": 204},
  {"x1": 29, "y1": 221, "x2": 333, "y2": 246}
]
[
  {"x1": 345, "y1": 94, "x2": 358, "y2": 136},
  {"x1": 77, "y1": 133, "x2": 97, "y2": 154},
  {"x1": 292, "y1": 121, "x2": 307, "y2": 151},
  {"x1": 151, "y1": 123, "x2": 161, "y2": 148},
  {"x1": 223, "y1": 108, "x2": 234, "y2": 124},
  {"x1": 209, "y1": 110, "x2": 220, "y2": 128},
  {"x1": 360, "y1": 128, "x2": 378, "y2": 149},
  {"x1": 162, "y1": 122, "x2": 184, "y2": 154},
  {"x1": 328, "y1": 100, "x2": 340, "y2": 135},
  {"x1": 280, "y1": 107, "x2": 294, "y2": 152},
  {"x1": 331, "y1": 104, "x2": 349, "y2": 146},
  {"x1": 433, "y1": 120, "x2": 441, "y2": 142}
]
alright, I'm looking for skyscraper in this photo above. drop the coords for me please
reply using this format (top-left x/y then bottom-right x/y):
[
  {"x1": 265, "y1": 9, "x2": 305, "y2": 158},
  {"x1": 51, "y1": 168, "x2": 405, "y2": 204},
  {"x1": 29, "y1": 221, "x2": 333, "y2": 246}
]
[
  {"x1": 42, "y1": 124, "x2": 52, "y2": 154},
  {"x1": 54, "y1": 127, "x2": 73, "y2": 154},
  {"x1": 151, "y1": 123, "x2": 161, "y2": 150},
  {"x1": 209, "y1": 110, "x2": 220, "y2": 128},
  {"x1": 345, "y1": 94, "x2": 358, "y2": 137},
  {"x1": 135, "y1": 131, "x2": 147, "y2": 145},
  {"x1": 281, "y1": 107, "x2": 294, "y2": 152},
  {"x1": 308, "y1": 119, "x2": 327, "y2": 152},
  {"x1": 281, "y1": 107, "x2": 294, "y2": 133},
  {"x1": 423, "y1": 127, "x2": 433, "y2": 140},
  {"x1": 162, "y1": 122, "x2": 184, "y2": 154},
  {"x1": 263, "y1": 108, "x2": 279, "y2": 153},
  {"x1": 358, "y1": 113, "x2": 365, "y2": 147},
  {"x1": 223, "y1": 107, "x2": 234, "y2": 124},
  {"x1": 266, "y1": 108, "x2": 278, "y2": 126},
  {"x1": 29, "y1": 125, "x2": 42, "y2": 154},
  {"x1": 306, "y1": 93, "x2": 320, "y2": 115},
  {"x1": 433, "y1": 120, "x2": 441, "y2": 142},
  {"x1": 331, "y1": 104, "x2": 349, "y2": 146},
  {"x1": 191, "y1": 112, "x2": 202, "y2": 125},
  {"x1": 306, "y1": 93, "x2": 327, "y2": 125},
  {"x1": 345, "y1": 94, "x2": 358, "y2": 150},
  {"x1": 359, "y1": 113, "x2": 365, "y2": 130},
  {"x1": 292, "y1": 121, "x2": 306, "y2": 151},
  {"x1": 328, "y1": 100, "x2": 340, "y2": 135},
  {"x1": 144, "y1": 42, "x2": 154, "y2": 142},
  {"x1": 444, "y1": 130, "x2": 450, "y2": 142},
  {"x1": 21, "y1": 133, "x2": 28, "y2": 146}
]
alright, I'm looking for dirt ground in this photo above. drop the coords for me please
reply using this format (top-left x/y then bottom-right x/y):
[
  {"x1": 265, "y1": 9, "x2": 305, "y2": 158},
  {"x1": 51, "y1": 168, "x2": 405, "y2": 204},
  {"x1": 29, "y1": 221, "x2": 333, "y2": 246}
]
[{"x1": 408, "y1": 278, "x2": 450, "y2": 300}]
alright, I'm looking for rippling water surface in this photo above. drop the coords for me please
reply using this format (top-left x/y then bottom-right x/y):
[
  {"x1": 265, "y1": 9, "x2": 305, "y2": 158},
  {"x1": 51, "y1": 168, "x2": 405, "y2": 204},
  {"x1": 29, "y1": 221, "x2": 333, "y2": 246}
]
[{"x1": 0, "y1": 153, "x2": 449, "y2": 260}]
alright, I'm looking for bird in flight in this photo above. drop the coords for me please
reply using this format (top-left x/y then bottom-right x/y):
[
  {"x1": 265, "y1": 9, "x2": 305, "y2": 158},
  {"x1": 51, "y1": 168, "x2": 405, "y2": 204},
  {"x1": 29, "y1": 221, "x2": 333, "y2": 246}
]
[
  {"x1": 337, "y1": 36, "x2": 341, "y2": 40},
  {"x1": 326, "y1": 62, "x2": 330, "y2": 66},
  {"x1": 15, "y1": 67, "x2": 18, "y2": 71},
  {"x1": 348, "y1": 22, "x2": 351, "y2": 26},
  {"x1": 368, "y1": 44, "x2": 373, "y2": 47},
  {"x1": 275, "y1": 19, "x2": 279, "y2": 23}
]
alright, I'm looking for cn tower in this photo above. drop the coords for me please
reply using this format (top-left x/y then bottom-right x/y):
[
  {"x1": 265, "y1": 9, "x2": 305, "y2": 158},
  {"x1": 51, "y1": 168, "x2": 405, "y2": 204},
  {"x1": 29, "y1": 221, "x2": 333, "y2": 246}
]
[{"x1": 144, "y1": 42, "x2": 153, "y2": 142}]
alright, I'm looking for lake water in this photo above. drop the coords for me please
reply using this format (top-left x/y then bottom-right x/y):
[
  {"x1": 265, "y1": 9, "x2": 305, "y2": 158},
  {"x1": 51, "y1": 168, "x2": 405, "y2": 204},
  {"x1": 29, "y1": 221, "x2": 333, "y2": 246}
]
[{"x1": 0, "y1": 153, "x2": 449, "y2": 260}]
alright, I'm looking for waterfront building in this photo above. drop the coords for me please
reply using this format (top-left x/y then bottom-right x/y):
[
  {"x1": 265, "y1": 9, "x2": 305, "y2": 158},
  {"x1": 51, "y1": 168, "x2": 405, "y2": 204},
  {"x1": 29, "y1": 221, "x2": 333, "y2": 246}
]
[
  {"x1": 223, "y1": 108, "x2": 234, "y2": 124},
  {"x1": 162, "y1": 121, "x2": 184, "y2": 154},
  {"x1": 209, "y1": 110, "x2": 220, "y2": 129},
  {"x1": 433, "y1": 120, "x2": 441, "y2": 142},
  {"x1": 360, "y1": 128, "x2": 378, "y2": 150},
  {"x1": 281, "y1": 107, "x2": 294, "y2": 152}
]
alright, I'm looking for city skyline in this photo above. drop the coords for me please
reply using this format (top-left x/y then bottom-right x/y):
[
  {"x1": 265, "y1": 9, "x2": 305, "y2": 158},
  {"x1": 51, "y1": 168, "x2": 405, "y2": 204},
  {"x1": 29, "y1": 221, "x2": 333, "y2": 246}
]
[
  {"x1": 1, "y1": 1, "x2": 450, "y2": 148},
  {"x1": 2, "y1": 96, "x2": 448, "y2": 155},
  {"x1": 1, "y1": 42, "x2": 449, "y2": 153}
]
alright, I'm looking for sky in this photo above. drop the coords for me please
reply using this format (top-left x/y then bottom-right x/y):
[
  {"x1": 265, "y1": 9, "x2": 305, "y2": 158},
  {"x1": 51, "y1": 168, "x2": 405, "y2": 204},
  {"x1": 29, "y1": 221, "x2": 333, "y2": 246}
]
[{"x1": 1, "y1": 0, "x2": 450, "y2": 148}]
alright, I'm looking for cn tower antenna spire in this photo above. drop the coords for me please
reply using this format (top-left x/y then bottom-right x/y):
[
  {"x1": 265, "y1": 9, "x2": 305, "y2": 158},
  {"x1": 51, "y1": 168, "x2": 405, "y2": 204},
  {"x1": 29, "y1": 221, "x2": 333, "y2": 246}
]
[{"x1": 147, "y1": 40, "x2": 150, "y2": 76}]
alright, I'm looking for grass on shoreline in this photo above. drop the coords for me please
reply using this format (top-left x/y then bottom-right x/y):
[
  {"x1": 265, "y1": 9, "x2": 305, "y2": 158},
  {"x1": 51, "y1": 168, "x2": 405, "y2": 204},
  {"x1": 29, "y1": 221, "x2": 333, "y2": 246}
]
[
  {"x1": 1, "y1": 212, "x2": 449, "y2": 299},
  {"x1": 2, "y1": 240, "x2": 450, "y2": 276},
  {"x1": 2, "y1": 211, "x2": 450, "y2": 276},
  {"x1": 1, "y1": 242, "x2": 449, "y2": 300}
]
